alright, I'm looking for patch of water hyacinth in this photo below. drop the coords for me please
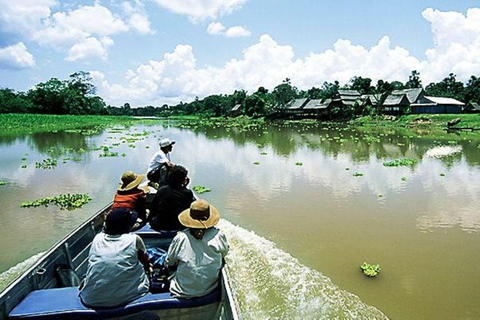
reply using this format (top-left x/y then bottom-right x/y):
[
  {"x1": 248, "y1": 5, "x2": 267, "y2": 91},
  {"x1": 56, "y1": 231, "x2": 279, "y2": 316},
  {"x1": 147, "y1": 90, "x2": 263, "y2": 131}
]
[
  {"x1": 361, "y1": 262, "x2": 381, "y2": 277},
  {"x1": 192, "y1": 186, "x2": 211, "y2": 194},
  {"x1": 21, "y1": 193, "x2": 92, "y2": 210},
  {"x1": 383, "y1": 158, "x2": 418, "y2": 167},
  {"x1": 35, "y1": 158, "x2": 58, "y2": 169}
]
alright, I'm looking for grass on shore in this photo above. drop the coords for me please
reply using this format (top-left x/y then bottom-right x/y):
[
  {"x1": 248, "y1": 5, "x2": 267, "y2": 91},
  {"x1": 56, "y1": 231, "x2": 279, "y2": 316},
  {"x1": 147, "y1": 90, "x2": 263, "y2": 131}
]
[{"x1": 352, "y1": 114, "x2": 480, "y2": 129}]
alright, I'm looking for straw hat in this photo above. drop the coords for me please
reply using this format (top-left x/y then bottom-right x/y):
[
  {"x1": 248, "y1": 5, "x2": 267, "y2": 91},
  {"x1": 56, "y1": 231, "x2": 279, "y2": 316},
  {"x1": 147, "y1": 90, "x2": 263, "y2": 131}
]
[
  {"x1": 178, "y1": 199, "x2": 220, "y2": 229},
  {"x1": 118, "y1": 171, "x2": 145, "y2": 191},
  {"x1": 159, "y1": 138, "x2": 176, "y2": 148}
]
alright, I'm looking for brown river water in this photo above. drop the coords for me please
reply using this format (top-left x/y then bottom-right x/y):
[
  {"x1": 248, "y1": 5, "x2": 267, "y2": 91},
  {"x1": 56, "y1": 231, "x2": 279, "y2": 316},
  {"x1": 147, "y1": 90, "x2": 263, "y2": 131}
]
[{"x1": 1, "y1": 121, "x2": 480, "y2": 319}]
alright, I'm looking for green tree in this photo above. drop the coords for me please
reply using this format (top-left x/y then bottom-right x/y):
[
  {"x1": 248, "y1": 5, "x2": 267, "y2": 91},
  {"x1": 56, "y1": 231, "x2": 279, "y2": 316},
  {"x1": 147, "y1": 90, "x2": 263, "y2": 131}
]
[
  {"x1": 272, "y1": 78, "x2": 298, "y2": 109},
  {"x1": 464, "y1": 76, "x2": 480, "y2": 104},
  {"x1": 405, "y1": 70, "x2": 422, "y2": 89},
  {"x1": 425, "y1": 73, "x2": 465, "y2": 101},
  {"x1": 0, "y1": 88, "x2": 35, "y2": 113},
  {"x1": 348, "y1": 76, "x2": 374, "y2": 94}
]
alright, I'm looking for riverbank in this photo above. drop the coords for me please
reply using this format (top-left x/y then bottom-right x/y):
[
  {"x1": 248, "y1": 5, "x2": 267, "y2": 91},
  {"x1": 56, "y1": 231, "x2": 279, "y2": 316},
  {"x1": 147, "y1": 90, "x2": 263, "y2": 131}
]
[{"x1": 351, "y1": 114, "x2": 480, "y2": 130}]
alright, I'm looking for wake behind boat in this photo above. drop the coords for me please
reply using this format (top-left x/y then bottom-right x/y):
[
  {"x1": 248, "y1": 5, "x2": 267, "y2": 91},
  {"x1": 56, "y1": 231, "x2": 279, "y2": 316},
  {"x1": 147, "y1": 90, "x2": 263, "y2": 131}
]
[{"x1": 0, "y1": 195, "x2": 240, "y2": 320}]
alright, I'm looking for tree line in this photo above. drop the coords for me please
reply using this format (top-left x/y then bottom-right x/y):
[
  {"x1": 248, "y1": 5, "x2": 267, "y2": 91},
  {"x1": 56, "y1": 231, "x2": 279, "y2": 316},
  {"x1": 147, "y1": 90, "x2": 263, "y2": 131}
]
[{"x1": 1, "y1": 70, "x2": 479, "y2": 119}]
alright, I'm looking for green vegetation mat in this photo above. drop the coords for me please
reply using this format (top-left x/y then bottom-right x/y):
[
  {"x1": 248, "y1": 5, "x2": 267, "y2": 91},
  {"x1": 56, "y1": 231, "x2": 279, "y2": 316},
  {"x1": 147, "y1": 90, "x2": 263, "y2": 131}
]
[
  {"x1": 0, "y1": 114, "x2": 144, "y2": 135},
  {"x1": 21, "y1": 193, "x2": 92, "y2": 210}
]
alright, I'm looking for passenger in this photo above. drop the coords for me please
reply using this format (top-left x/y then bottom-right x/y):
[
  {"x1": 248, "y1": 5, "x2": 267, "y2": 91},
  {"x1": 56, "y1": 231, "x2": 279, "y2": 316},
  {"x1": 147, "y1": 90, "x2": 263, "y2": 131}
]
[
  {"x1": 165, "y1": 199, "x2": 229, "y2": 298},
  {"x1": 79, "y1": 208, "x2": 152, "y2": 308},
  {"x1": 149, "y1": 165, "x2": 195, "y2": 231},
  {"x1": 147, "y1": 137, "x2": 175, "y2": 189},
  {"x1": 110, "y1": 171, "x2": 148, "y2": 229}
]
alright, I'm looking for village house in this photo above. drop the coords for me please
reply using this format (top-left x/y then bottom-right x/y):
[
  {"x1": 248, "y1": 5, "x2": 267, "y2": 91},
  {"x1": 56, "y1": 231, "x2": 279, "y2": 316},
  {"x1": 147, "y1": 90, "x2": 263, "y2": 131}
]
[
  {"x1": 411, "y1": 96, "x2": 465, "y2": 114},
  {"x1": 463, "y1": 101, "x2": 480, "y2": 113}
]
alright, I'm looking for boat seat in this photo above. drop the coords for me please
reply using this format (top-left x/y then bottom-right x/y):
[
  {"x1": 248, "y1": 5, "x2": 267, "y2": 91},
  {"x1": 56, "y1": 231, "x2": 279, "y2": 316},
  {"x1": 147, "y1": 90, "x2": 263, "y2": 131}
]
[
  {"x1": 134, "y1": 223, "x2": 178, "y2": 239},
  {"x1": 9, "y1": 286, "x2": 221, "y2": 320}
]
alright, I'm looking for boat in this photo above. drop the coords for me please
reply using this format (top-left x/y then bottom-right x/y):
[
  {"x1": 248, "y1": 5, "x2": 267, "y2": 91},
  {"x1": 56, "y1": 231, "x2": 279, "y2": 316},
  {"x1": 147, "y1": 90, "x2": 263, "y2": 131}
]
[{"x1": 0, "y1": 197, "x2": 241, "y2": 320}]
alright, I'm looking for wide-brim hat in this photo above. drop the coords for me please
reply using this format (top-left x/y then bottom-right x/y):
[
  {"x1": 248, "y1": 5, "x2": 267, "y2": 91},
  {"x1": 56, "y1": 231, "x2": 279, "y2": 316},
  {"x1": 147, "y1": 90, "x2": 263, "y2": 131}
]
[
  {"x1": 105, "y1": 208, "x2": 137, "y2": 235},
  {"x1": 118, "y1": 171, "x2": 145, "y2": 191},
  {"x1": 159, "y1": 138, "x2": 176, "y2": 148},
  {"x1": 178, "y1": 199, "x2": 220, "y2": 229}
]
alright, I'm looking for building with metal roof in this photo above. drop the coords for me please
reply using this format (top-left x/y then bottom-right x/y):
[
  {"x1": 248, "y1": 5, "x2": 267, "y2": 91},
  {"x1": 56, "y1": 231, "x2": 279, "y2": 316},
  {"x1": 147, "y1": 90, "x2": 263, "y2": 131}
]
[{"x1": 411, "y1": 96, "x2": 465, "y2": 114}]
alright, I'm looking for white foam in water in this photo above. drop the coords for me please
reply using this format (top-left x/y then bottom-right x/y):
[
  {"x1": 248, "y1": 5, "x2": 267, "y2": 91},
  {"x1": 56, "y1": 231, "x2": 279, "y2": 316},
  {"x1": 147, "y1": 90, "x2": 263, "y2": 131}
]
[
  {"x1": 219, "y1": 220, "x2": 388, "y2": 320},
  {"x1": 0, "y1": 252, "x2": 45, "y2": 292},
  {"x1": 425, "y1": 145, "x2": 462, "y2": 158}
]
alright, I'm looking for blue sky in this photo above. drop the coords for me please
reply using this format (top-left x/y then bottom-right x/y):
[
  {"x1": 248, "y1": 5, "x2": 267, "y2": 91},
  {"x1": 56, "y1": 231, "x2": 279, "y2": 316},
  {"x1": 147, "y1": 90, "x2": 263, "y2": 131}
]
[{"x1": 0, "y1": 0, "x2": 479, "y2": 106}]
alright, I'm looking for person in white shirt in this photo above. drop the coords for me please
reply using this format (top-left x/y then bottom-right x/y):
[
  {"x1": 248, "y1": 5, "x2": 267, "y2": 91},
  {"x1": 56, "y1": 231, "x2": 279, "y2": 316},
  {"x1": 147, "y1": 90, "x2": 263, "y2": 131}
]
[
  {"x1": 79, "y1": 208, "x2": 152, "y2": 307},
  {"x1": 147, "y1": 137, "x2": 175, "y2": 187},
  {"x1": 165, "y1": 199, "x2": 229, "y2": 298}
]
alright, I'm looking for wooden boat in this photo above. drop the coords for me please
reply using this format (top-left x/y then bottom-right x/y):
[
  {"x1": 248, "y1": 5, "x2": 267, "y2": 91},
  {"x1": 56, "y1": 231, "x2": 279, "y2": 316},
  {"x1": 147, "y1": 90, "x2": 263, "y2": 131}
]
[{"x1": 0, "y1": 200, "x2": 241, "y2": 320}]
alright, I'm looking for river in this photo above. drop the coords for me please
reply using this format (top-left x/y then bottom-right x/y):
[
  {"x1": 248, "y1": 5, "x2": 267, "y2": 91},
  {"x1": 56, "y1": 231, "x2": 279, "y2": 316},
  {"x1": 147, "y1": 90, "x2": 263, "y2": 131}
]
[{"x1": 1, "y1": 121, "x2": 480, "y2": 319}]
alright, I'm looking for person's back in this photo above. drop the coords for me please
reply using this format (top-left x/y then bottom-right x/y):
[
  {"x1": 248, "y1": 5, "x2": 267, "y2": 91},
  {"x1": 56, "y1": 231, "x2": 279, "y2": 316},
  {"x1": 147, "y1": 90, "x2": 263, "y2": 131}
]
[
  {"x1": 165, "y1": 200, "x2": 229, "y2": 298},
  {"x1": 149, "y1": 165, "x2": 194, "y2": 231},
  {"x1": 166, "y1": 227, "x2": 228, "y2": 298},
  {"x1": 79, "y1": 209, "x2": 150, "y2": 307}
]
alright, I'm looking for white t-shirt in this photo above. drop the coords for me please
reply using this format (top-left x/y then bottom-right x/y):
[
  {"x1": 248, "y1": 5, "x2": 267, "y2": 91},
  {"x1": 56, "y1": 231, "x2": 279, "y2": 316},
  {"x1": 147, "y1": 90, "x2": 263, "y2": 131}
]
[
  {"x1": 147, "y1": 149, "x2": 171, "y2": 173},
  {"x1": 165, "y1": 227, "x2": 229, "y2": 298}
]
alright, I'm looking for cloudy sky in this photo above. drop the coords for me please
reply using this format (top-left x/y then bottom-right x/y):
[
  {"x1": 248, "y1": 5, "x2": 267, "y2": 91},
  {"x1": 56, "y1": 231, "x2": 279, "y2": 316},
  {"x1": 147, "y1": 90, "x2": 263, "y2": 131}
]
[{"x1": 0, "y1": 0, "x2": 479, "y2": 107}]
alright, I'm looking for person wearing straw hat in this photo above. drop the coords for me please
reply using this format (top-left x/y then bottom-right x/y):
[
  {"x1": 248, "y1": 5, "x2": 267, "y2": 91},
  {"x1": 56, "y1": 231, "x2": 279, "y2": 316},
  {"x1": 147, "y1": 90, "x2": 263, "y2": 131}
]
[
  {"x1": 146, "y1": 137, "x2": 175, "y2": 189},
  {"x1": 164, "y1": 199, "x2": 229, "y2": 298},
  {"x1": 110, "y1": 171, "x2": 148, "y2": 229},
  {"x1": 80, "y1": 208, "x2": 151, "y2": 307}
]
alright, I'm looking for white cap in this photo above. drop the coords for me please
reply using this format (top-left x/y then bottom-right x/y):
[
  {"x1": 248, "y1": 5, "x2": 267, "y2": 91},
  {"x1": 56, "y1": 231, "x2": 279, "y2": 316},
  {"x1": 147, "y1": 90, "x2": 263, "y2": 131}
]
[{"x1": 159, "y1": 138, "x2": 176, "y2": 148}]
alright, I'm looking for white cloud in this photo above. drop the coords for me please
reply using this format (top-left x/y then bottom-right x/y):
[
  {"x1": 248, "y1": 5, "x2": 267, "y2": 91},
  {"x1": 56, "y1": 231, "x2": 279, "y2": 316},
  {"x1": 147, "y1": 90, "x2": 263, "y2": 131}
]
[
  {"x1": 225, "y1": 26, "x2": 250, "y2": 37},
  {"x1": 89, "y1": 8, "x2": 480, "y2": 106},
  {"x1": 207, "y1": 22, "x2": 226, "y2": 35},
  {"x1": 66, "y1": 37, "x2": 114, "y2": 62},
  {"x1": 0, "y1": 1, "x2": 150, "y2": 62},
  {"x1": 122, "y1": 1, "x2": 154, "y2": 35},
  {"x1": 33, "y1": 3, "x2": 128, "y2": 50},
  {"x1": 0, "y1": 0, "x2": 57, "y2": 36},
  {"x1": 421, "y1": 8, "x2": 480, "y2": 84},
  {"x1": 152, "y1": 0, "x2": 248, "y2": 21},
  {"x1": 207, "y1": 22, "x2": 250, "y2": 37},
  {"x1": 0, "y1": 42, "x2": 35, "y2": 69}
]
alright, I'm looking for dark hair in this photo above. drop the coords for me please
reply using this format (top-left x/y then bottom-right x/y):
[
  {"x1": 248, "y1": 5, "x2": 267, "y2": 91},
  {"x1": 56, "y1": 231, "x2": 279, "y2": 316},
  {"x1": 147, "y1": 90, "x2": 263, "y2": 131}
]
[
  {"x1": 105, "y1": 208, "x2": 137, "y2": 235},
  {"x1": 168, "y1": 165, "x2": 188, "y2": 189}
]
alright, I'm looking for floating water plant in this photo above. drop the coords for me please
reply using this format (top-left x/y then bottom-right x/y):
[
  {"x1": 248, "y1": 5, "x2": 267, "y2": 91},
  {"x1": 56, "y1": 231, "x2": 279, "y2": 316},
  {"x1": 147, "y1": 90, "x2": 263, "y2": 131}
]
[
  {"x1": 440, "y1": 173, "x2": 445, "y2": 176},
  {"x1": 383, "y1": 158, "x2": 418, "y2": 167},
  {"x1": 353, "y1": 172, "x2": 363, "y2": 177},
  {"x1": 35, "y1": 158, "x2": 58, "y2": 169},
  {"x1": 21, "y1": 164, "x2": 27, "y2": 169},
  {"x1": 192, "y1": 186, "x2": 211, "y2": 194},
  {"x1": 401, "y1": 176, "x2": 408, "y2": 181},
  {"x1": 361, "y1": 262, "x2": 381, "y2": 277},
  {"x1": 254, "y1": 161, "x2": 260, "y2": 165},
  {"x1": 295, "y1": 162, "x2": 303, "y2": 166},
  {"x1": 0, "y1": 181, "x2": 7, "y2": 186},
  {"x1": 99, "y1": 147, "x2": 118, "y2": 157},
  {"x1": 21, "y1": 193, "x2": 92, "y2": 210},
  {"x1": 260, "y1": 152, "x2": 267, "y2": 155}
]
